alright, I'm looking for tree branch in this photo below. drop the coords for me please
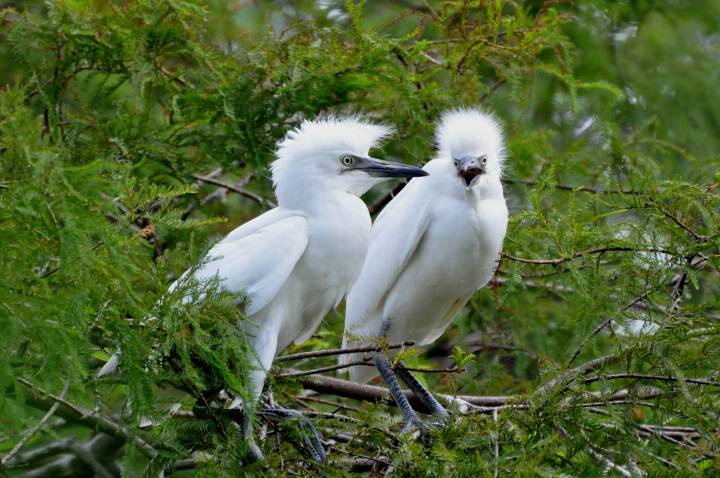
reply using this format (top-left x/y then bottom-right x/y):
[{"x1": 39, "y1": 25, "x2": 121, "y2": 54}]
[
  {"x1": 2, "y1": 380, "x2": 69, "y2": 465},
  {"x1": 18, "y1": 377, "x2": 158, "y2": 459},
  {"x1": 192, "y1": 174, "x2": 276, "y2": 208},
  {"x1": 503, "y1": 246, "x2": 677, "y2": 266},
  {"x1": 583, "y1": 374, "x2": 720, "y2": 387},
  {"x1": 275, "y1": 341, "x2": 415, "y2": 362}
]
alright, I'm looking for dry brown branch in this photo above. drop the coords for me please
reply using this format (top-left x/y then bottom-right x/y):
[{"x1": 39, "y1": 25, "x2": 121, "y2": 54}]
[{"x1": 294, "y1": 370, "x2": 513, "y2": 413}]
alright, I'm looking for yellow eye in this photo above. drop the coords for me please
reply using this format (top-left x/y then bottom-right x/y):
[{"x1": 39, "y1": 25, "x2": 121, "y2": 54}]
[{"x1": 341, "y1": 154, "x2": 355, "y2": 166}]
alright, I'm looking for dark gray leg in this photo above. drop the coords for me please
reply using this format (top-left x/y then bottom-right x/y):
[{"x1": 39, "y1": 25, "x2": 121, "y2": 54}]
[
  {"x1": 259, "y1": 407, "x2": 326, "y2": 461},
  {"x1": 395, "y1": 363, "x2": 449, "y2": 420},
  {"x1": 373, "y1": 350, "x2": 429, "y2": 437}
]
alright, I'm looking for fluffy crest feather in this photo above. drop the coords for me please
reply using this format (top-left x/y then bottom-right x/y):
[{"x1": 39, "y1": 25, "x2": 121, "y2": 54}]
[
  {"x1": 270, "y1": 114, "x2": 393, "y2": 205},
  {"x1": 435, "y1": 107, "x2": 506, "y2": 171},
  {"x1": 274, "y1": 115, "x2": 392, "y2": 168}
]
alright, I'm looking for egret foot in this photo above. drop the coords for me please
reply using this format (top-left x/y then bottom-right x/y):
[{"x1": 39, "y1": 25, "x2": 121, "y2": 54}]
[
  {"x1": 224, "y1": 394, "x2": 265, "y2": 461},
  {"x1": 259, "y1": 407, "x2": 326, "y2": 461}
]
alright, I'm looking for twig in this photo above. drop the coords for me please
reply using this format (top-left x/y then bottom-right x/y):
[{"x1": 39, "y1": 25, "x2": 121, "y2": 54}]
[
  {"x1": 192, "y1": 174, "x2": 276, "y2": 207},
  {"x1": 276, "y1": 341, "x2": 415, "y2": 362},
  {"x1": 503, "y1": 246, "x2": 676, "y2": 266},
  {"x1": 533, "y1": 354, "x2": 620, "y2": 403},
  {"x1": 583, "y1": 374, "x2": 720, "y2": 387},
  {"x1": 303, "y1": 411, "x2": 363, "y2": 425},
  {"x1": 567, "y1": 291, "x2": 651, "y2": 367},
  {"x1": 502, "y1": 178, "x2": 638, "y2": 195},
  {"x1": 2, "y1": 380, "x2": 69, "y2": 465},
  {"x1": 276, "y1": 361, "x2": 371, "y2": 378},
  {"x1": 656, "y1": 205, "x2": 707, "y2": 242},
  {"x1": 18, "y1": 377, "x2": 158, "y2": 459},
  {"x1": 398, "y1": 365, "x2": 465, "y2": 374},
  {"x1": 566, "y1": 317, "x2": 614, "y2": 367}
]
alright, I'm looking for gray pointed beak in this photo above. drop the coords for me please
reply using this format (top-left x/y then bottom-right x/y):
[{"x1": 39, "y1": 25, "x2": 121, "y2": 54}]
[
  {"x1": 456, "y1": 155, "x2": 486, "y2": 186},
  {"x1": 350, "y1": 156, "x2": 428, "y2": 178}
]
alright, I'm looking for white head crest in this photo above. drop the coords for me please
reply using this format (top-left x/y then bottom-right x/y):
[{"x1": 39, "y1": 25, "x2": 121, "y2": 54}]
[
  {"x1": 271, "y1": 115, "x2": 395, "y2": 205},
  {"x1": 435, "y1": 107, "x2": 506, "y2": 176}
]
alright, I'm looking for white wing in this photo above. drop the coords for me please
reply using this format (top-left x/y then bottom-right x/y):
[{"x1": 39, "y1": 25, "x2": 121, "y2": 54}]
[
  {"x1": 344, "y1": 178, "x2": 431, "y2": 342},
  {"x1": 173, "y1": 208, "x2": 309, "y2": 316}
]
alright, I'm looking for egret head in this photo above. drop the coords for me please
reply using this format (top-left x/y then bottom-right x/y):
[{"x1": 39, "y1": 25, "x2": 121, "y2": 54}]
[
  {"x1": 273, "y1": 115, "x2": 427, "y2": 205},
  {"x1": 435, "y1": 108, "x2": 506, "y2": 189}
]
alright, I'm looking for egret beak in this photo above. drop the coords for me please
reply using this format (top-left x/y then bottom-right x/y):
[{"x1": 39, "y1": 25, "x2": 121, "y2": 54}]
[
  {"x1": 349, "y1": 156, "x2": 428, "y2": 178},
  {"x1": 456, "y1": 155, "x2": 486, "y2": 186}
]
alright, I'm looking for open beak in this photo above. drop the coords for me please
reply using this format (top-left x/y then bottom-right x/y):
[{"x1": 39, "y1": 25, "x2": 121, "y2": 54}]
[
  {"x1": 350, "y1": 156, "x2": 428, "y2": 178},
  {"x1": 457, "y1": 156, "x2": 486, "y2": 186}
]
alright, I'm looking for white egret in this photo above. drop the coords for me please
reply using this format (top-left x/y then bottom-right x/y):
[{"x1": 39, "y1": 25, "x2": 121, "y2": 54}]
[
  {"x1": 99, "y1": 115, "x2": 427, "y2": 459},
  {"x1": 341, "y1": 108, "x2": 508, "y2": 434}
]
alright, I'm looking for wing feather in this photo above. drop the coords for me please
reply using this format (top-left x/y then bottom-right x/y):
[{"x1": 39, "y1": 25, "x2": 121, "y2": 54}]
[
  {"x1": 173, "y1": 208, "x2": 309, "y2": 316},
  {"x1": 344, "y1": 179, "x2": 431, "y2": 344}
]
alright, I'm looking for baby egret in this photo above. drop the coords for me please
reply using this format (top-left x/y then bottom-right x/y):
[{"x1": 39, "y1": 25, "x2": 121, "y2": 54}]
[
  {"x1": 100, "y1": 115, "x2": 427, "y2": 459},
  {"x1": 342, "y1": 108, "x2": 508, "y2": 435}
]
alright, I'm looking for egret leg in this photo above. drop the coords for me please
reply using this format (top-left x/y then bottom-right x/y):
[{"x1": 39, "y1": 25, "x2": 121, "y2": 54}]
[
  {"x1": 241, "y1": 408, "x2": 265, "y2": 461},
  {"x1": 373, "y1": 351, "x2": 429, "y2": 437},
  {"x1": 259, "y1": 407, "x2": 326, "y2": 461},
  {"x1": 395, "y1": 363, "x2": 449, "y2": 420},
  {"x1": 225, "y1": 394, "x2": 264, "y2": 461}
]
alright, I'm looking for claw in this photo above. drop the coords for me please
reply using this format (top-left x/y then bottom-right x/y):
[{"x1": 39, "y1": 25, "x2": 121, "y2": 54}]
[
  {"x1": 399, "y1": 418, "x2": 433, "y2": 445},
  {"x1": 260, "y1": 407, "x2": 326, "y2": 461}
]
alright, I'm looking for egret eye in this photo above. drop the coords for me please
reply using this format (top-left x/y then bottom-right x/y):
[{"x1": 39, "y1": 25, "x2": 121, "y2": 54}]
[
  {"x1": 481, "y1": 155, "x2": 488, "y2": 164},
  {"x1": 341, "y1": 154, "x2": 355, "y2": 167},
  {"x1": 453, "y1": 159, "x2": 460, "y2": 168}
]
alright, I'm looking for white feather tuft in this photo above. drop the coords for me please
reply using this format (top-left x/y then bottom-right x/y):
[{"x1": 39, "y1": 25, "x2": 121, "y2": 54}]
[
  {"x1": 435, "y1": 107, "x2": 506, "y2": 174},
  {"x1": 271, "y1": 115, "x2": 393, "y2": 196}
]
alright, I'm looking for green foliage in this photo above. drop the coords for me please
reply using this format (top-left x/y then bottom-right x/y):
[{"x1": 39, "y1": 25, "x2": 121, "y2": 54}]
[{"x1": 1, "y1": 0, "x2": 719, "y2": 476}]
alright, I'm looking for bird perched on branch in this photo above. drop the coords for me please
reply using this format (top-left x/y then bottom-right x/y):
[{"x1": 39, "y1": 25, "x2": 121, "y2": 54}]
[
  {"x1": 341, "y1": 108, "x2": 508, "y2": 435},
  {"x1": 98, "y1": 115, "x2": 427, "y2": 460}
]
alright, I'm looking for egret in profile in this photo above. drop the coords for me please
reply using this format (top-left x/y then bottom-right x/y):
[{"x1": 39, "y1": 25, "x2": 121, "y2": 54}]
[
  {"x1": 99, "y1": 115, "x2": 427, "y2": 459},
  {"x1": 341, "y1": 108, "x2": 508, "y2": 435}
]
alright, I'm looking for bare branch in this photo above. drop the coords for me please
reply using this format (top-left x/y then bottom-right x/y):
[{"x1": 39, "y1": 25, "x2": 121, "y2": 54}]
[
  {"x1": 503, "y1": 246, "x2": 677, "y2": 266},
  {"x1": 276, "y1": 361, "x2": 371, "y2": 378},
  {"x1": 192, "y1": 174, "x2": 276, "y2": 208},
  {"x1": 2, "y1": 380, "x2": 69, "y2": 465},
  {"x1": 583, "y1": 374, "x2": 720, "y2": 387},
  {"x1": 18, "y1": 377, "x2": 158, "y2": 459},
  {"x1": 294, "y1": 370, "x2": 513, "y2": 412},
  {"x1": 503, "y1": 178, "x2": 638, "y2": 195},
  {"x1": 276, "y1": 341, "x2": 415, "y2": 362}
]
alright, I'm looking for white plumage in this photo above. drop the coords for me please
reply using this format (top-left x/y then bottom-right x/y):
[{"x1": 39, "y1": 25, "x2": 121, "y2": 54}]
[
  {"x1": 165, "y1": 115, "x2": 425, "y2": 401},
  {"x1": 342, "y1": 108, "x2": 509, "y2": 384}
]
